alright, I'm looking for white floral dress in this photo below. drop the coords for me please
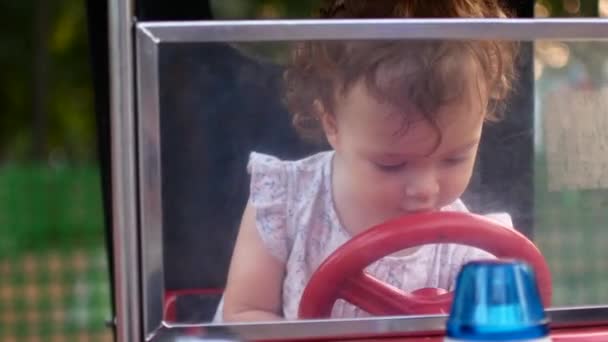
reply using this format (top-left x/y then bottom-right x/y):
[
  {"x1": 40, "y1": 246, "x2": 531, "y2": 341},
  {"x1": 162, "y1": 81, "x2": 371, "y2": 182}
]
[{"x1": 215, "y1": 151, "x2": 512, "y2": 321}]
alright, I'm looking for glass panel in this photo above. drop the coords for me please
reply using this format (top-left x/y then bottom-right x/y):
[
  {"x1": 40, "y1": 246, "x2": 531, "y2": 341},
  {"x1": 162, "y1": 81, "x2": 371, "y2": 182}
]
[
  {"x1": 534, "y1": 40, "x2": 608, "y2": 306},
  {"x1": 147, "y1": 36, "x2": 608, "y2": 324},
  {"x1": 134, "y1": 20, "x2": 608, "y2": 341},
  {"x1": 157, "y1": 38, "x2": 532, "y2": 323}
]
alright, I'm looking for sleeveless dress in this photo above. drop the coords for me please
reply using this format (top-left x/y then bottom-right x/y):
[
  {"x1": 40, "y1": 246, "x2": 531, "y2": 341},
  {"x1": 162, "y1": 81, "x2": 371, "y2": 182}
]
[{"x1": 215, "y1": 151, "x2": 512, "y2": 321}]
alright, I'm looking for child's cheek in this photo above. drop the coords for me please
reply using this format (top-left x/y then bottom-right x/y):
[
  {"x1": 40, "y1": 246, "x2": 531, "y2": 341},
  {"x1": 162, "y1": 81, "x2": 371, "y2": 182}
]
[{"x1": 375, "y1": 176, "x2": 405, "y2": 202}]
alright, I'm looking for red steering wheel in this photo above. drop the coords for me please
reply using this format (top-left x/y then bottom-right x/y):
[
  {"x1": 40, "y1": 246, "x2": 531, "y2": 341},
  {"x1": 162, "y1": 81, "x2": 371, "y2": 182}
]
[{"x1": 298, "y1": 211, "x2": 552, "y2": 319}]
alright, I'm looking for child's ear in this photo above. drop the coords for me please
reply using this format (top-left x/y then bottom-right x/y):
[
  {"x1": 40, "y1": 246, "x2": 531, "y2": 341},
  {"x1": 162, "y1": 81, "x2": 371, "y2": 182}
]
[{"x1": 314, "y1": 100, "x2": 339, "y2": 149}]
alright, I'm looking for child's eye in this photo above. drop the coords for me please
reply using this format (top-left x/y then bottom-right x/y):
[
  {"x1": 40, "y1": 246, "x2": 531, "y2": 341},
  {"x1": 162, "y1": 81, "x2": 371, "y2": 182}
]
[
  {"x1": 374, "y1": 162, "x2": 408, "y2": 172},
  {"x1": 442, "y1": 156, "x2": 468, "y2": 166}
]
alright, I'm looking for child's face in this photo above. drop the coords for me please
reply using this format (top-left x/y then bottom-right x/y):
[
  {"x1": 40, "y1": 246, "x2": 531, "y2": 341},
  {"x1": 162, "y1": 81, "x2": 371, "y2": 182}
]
[{"x1": 323, "y1": 80, "x2": 485, "y2": 222}]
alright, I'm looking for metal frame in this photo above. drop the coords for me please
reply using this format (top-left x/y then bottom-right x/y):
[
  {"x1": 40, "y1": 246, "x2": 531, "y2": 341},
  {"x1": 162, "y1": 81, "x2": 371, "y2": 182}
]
[
  {"x1": 127, "y1": 18, "x2": 608, "y2": 341},
  {"x1": 137, "y1": 26, "x2": 164, "y2": 339},
  {"x1": 108, "y1": 0, "x2": 141, "y2": 341},
  {"x1": 151, "y1": 306, "x2": 608, "y2": 341},
  {"x1": 138, "y1": 18, "x2": 608, "y2": 41}
]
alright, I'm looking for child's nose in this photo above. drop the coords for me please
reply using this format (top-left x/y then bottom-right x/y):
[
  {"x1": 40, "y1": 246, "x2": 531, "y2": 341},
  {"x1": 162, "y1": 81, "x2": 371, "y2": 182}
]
[{"x1": 404, "y1": 172, "x2": 439, "y2": 203}]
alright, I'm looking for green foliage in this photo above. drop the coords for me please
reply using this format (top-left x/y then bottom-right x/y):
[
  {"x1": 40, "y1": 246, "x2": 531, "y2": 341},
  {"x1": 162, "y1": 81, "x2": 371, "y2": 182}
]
[
  {"x1": 1, "y1": 0, "x2": 599, "y2": 163},
  {"x1": 0, "y1": 0, "x2": 94, "y2": 163},
  {"x1": 211, "y1": 0, "x2": 322, "y2": 19},
  {"x1": 47, "y1": 1, "x2": 96, "y2": 162},
  {"x1": 538, "y1": 0, "x2": 598, "y2": 17}
]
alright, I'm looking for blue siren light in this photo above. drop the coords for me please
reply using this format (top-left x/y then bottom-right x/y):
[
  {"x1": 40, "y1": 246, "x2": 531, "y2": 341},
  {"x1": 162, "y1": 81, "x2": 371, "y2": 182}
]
[{"x1": 445, "y1": 260, "x2": 550, "y2": 341}]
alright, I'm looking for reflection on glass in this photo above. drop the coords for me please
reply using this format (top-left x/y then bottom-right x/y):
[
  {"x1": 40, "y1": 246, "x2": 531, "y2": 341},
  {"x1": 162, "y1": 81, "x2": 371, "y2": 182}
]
[
  {"x1": 153, "y1": 0, "x2": 535, "y2": 328},
  {"x1": 203, "y1": 0, "x2": 529, "y2": 325},
  {"x1": 535, "y1": 40, "x2": 608, "y2": 308},
  {"x1": 146, "y1": 30, "x2": 608, "y2": 342},
  {"x1": 156, "y1": 38, "x2": 608, "y2": 328}
]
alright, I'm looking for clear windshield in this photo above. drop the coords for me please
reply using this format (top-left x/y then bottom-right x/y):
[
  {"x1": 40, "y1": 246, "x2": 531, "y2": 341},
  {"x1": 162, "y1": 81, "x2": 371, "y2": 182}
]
[{"x1": 134, "y1": 18, "x2": 608, "y2": 342}]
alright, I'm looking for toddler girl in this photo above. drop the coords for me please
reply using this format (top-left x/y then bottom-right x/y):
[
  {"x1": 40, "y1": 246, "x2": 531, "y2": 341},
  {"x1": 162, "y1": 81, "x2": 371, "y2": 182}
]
[{"x1": 221, "y1": 0, "x2": 518, "y2": 322}]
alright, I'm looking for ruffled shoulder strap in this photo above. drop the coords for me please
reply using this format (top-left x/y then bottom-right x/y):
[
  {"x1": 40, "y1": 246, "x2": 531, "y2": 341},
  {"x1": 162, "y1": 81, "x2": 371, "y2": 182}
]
[{"x1": 247, "y1": 152, "x2": 292, "y2": 262}]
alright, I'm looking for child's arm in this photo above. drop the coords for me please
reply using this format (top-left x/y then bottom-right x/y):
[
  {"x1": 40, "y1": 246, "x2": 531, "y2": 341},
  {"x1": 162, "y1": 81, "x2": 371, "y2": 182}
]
[{"x1": 222, "y1": 202, "x2": 286, "y2": 322}]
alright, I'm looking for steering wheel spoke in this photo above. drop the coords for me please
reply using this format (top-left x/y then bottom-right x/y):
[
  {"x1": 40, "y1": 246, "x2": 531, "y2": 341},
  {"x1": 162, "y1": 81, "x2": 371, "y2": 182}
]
[{"x1": 340, "y1": 272, "x2": 452, "y2": 315}]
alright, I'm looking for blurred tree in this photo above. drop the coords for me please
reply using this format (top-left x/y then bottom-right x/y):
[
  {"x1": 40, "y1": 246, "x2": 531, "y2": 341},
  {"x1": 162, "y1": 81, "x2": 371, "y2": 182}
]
[
  {"x1": 211, "y1": 0, "x2": 321, "y2": 19},
  {"x1": 538, "y1": 0, "x2": 598, "y2": 17},
  {"x1": 536, "y1": 1, "x2": 605, "y2": 87},
  {"x1": 2, "y1": 0, "x2": 604, "y2": 163},
  {"x1": 0, "y1": 0, "x2": 94, "y2": 163},
  {"x1": 33, "y1": 0, "x2": 51, "y2": 160},
  {"x1": 0, "y1": 1, "x2": 32, "y2": 160}
]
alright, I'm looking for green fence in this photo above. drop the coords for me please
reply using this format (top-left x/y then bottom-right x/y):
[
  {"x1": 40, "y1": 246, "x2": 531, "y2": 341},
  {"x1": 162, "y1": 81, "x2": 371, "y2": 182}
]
[
  {"x1": 0, "y1": 164, "x2": 112, "y2": 341},
  {"x1": 534, "y1": 156, "x2": 608, "y2": 306},
  {"x1": 0, "y1": 165, "x2": 105, "y2": 255}
]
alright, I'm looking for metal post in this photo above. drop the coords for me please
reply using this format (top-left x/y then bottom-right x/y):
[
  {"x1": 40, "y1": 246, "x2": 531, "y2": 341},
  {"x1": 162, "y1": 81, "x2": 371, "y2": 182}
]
[{"x1": 108, "y1": 0, "x2": 141, "y2": 341}]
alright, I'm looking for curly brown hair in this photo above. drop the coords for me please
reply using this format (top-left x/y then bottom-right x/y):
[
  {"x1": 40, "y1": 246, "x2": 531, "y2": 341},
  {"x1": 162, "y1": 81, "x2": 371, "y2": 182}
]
[{"x1": 284, "y1": 0, "x2": 518, "y2": 143}]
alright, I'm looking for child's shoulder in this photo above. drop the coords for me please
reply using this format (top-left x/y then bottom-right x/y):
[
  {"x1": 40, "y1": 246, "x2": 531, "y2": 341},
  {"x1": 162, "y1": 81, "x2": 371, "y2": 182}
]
[
  {"x1": 248, "y1": 150, "x2": 333, "y2": 175},
  {"x1": 246, "y1": 151, "x2": 336, "y2": 263},
  {"x1": 247, "y1": 151, "x2": 334, "y2": 210}
]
